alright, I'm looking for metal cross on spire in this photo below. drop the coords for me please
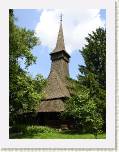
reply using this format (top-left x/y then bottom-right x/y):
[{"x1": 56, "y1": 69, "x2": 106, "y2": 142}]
[{"x1": 60, "y1": 13, "x2": 63, "y2": 22}]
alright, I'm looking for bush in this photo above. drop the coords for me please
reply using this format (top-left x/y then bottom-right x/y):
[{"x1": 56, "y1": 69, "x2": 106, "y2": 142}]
[
  {"x1": 10, "y1": 125, "x2": 57, "y2": 136},
  {"x1": 26, "y1": 126, "x2": 56, "y2": 134}
]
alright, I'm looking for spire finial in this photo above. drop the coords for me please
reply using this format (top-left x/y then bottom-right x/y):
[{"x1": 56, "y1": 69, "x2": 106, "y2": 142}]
[{"x1": 60, "y1": 13, "x2": 63, "y2": 22}]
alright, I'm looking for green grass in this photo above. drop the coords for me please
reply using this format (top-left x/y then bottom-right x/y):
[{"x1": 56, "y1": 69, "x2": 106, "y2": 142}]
[{"x1": 9, "y1": 125, "x2": 106, "y2": 139}]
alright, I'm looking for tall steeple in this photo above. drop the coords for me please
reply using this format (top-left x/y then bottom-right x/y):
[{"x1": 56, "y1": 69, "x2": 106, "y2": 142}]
[
  {"x1": 39, "y1": 15, "x2": 71, "y2": 113},
  {"x1": 53, "y1": 14, "x2": 65, "y2": 53},
  {"x1": 50, "y1": 15, "x2": 70, "y2": 81}
]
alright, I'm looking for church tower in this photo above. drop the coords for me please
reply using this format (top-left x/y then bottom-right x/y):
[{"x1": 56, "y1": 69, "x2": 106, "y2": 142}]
[{"x1": 39, "y1": 15, "x2": 70, "y2": 113}]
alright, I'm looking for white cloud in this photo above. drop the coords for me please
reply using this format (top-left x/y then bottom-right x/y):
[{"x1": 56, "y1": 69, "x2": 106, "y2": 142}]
[{"x1": 35, "y1": 9, "x2": 105, "y2": 54}]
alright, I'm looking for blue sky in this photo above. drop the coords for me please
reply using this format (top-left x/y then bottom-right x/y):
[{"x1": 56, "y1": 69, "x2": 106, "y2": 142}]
[{"x1": 14, "y1": 9, "x2": 106, "y2": 79}]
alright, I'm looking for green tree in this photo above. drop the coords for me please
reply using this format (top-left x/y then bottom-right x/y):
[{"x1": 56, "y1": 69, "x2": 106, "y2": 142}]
[
  {"x1": 63, "y1": 28, "x2": 106, "y2": 137},
  {"x1": 78, "y1": 27, "x2": 106, "y2": 128},
  {"x1": 79, "y1": 28, "x2": 106, "y2": 88},
  {"x1": 9, "y1": 10, "x2": 46, "y2": 125},
  {"x1": 64, "y1": 78, "x2": 103, "y2": 138}
]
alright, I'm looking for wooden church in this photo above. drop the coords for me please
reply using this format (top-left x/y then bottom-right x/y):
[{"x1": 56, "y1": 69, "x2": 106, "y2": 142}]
[{"x1": 37, "y1": 15, "x2": 71, "y2": 127}]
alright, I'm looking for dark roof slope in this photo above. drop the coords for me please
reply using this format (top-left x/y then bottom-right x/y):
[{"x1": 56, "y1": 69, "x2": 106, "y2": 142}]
[
  {"x1": 38, "y1": 99, "x2": 64, "y2": 112},
  {"x1": 43, "y1": 70, "x2": 70, "y2": 100}
]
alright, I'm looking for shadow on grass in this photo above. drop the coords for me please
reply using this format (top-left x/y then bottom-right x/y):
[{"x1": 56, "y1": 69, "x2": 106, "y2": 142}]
[{"x1": 9, "y1": 132, "x2": 35, "y2": 139}]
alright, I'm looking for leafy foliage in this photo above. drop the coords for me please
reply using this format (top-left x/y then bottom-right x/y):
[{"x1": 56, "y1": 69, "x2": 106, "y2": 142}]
[
  {"x1": 79, "y1": 27, "x2": 106, "y2": 128},
  {"x1": 79, "y1": 28, "x2": 106, "y2": 90},
  {"x1": 64, "y1": 80, "x2": 103, "y2": 137},
  {"x1": 9, "y1": 10, "x2": 46, "y2": 125},
  {"x1": 64, "y1": 28, "x2": 106, "y2": 137}
]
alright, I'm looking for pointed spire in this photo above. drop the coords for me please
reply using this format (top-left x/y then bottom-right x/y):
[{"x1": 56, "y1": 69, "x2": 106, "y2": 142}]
[{"x1": 53, "y1": 14, "x2": 65, "y2": 53}]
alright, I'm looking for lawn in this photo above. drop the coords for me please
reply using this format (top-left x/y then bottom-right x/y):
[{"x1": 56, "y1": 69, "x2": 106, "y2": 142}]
[{"x1": 9, "y1": 125, "x2": 106, "y2": 139}]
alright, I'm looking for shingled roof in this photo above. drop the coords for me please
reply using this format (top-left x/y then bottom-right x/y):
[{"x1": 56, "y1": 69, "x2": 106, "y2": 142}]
[
  {"x1": 43, "y1": 70, "x2": 70, "y2": 100},
  {"x1": 38, "y1": 99, "x2": 65, "y2": 112}
]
